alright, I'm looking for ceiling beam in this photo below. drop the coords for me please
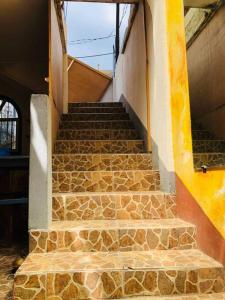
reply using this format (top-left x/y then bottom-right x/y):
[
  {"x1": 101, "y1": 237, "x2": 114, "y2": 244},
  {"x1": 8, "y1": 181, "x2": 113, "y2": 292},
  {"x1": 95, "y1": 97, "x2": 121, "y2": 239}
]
[{"x1": 184, "y1": 0, "x2": 218, "y2": 8}]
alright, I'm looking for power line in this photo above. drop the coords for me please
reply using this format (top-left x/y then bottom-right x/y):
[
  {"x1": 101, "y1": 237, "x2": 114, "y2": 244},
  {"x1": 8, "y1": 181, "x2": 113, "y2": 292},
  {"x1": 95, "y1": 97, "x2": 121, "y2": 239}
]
[
  {"x1": 69, "y1": 33, "x2": 115, "y2": 45},
  {"x1": 76, "y1": 52, "x2": 114, "y2": 59}
]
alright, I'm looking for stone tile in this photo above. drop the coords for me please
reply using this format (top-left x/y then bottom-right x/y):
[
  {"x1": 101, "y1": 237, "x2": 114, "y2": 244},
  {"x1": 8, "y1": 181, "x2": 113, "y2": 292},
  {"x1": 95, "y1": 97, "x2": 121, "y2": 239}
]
[
  {"x1": 55, "y1": 140, "x2": 144, "y2": 154},
  {"x1": 62, "y1": 113, "x2": 130, "y2": 121},
  {"x1": 120, "y1": 294, "x2": 225, "y2": 299},
  {"x1": 59, "y1": 120, "x2": 134, "y2": 130},
  {"x1": 29, "y1": 219, "x2": 197, "y2": 253},
  {"x1": 57, "y1": 129, "x2": 139, "y2": 140},
  {"x1": 52, "y1": 154, "x2": 152, "y2": 172},
  {"x1": 52, "y1": 170, "x2": 160, "y2": 193},
  {"x1": 0, "y1": 245, "x2": 28, "y2": 300},
  {"x1": 68, "y1": 106, "x2": 126, "y2": 114},
  {"x1": 194, "y1": 153, "x2": 225, "y2": 169},
  {"x1": 193, "y1": 140, "x2": 225, "y2": 153},
  {"x1": 14, "y1": 274, "x2": 46, "y2": 300},
  {"x1": 52, "y1": 192, "x2": 176, "y2": 221},
  {"x1": 14, "y1": 250, "x2": 225, "y2": 298}
]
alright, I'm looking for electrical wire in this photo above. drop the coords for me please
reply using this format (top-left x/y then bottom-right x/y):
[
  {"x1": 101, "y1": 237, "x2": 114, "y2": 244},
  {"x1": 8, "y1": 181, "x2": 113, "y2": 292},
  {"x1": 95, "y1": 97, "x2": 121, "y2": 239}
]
[
  {"x1": 69, "y1": 33, "x2": 115, "y2": 45},
  {"x1": 76, "y1": 52, "x2": 114, "y2": 59}
]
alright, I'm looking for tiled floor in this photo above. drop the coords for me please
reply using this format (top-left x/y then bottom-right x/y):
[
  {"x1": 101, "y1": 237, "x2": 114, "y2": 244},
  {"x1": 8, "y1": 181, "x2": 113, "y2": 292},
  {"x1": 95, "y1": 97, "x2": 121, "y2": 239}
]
[{"x1": 0, "y1": 244, "x2": 27, "y2": 300}]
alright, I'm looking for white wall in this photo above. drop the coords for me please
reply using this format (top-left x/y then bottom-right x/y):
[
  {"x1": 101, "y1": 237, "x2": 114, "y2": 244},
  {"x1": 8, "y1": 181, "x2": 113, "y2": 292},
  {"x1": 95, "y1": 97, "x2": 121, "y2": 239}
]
[
  {"x1": 101, "y1": 82, "x2": 113, "y2": 102},
  {"x1": 114, "y1": 0, "x2": 175, "y2": 193},
  {"x1": 113, "y1": 2, "x2": 147, "y2": 129}
]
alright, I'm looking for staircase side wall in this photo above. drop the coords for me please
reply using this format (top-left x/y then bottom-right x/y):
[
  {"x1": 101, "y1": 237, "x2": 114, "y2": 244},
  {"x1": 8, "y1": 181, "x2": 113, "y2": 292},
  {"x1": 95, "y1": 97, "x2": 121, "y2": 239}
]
[{"x1": 166, "y1": 0, "x2": 225, "y2": 265}]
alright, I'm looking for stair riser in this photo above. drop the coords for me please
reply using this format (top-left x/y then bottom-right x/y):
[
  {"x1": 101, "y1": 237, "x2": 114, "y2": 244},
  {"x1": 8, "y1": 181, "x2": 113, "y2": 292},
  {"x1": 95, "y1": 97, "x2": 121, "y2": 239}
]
[
  {"x1": 62, "y1": 113, "x2": 130, "y2": 121},
  {"x1": 14, "y1": 267, "x2": 225, "y2": 299},
  {"x1": 194, "y1": 153, "x2": 225, "y2": 169},
  {"x1": 55, "y1": 141, "x2": 144, "y2": 154},
  {"x1": 52, "y1": 194, "x2": 177, "y2": 221},
  {"x1": 58, "y1": 129, "x2": 139, "y2": 140},
  {"x1": 193, "y1": 140, "x2": 225, "y2": 152},
  {"x1": 192, "y1": 131, "x2": 214, "y2": 140},
  {"x1": 52, "y1": 154, "x2": 152, "y2": 172},
  {"x1": 69, "y1": 102, "x2": 122, "y2": 107},
  {"x1": 52, "y1": 171, "x2": 160, "y2": 193},
  {"x1": 59, "y1": 121, "x2": 134, "y2": 130},
  {"x1": 69, "y1": 107, "x2": 126, "y2": 114},
  {"x1": 29, "y1": 226, "x2": 196, "y2": 253}
]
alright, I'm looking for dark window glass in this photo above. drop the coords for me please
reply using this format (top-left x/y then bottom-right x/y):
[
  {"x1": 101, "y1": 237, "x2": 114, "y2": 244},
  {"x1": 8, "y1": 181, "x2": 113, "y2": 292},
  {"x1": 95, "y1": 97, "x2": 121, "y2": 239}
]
[{"x1": 0, "y1": 99, "x2": 19, "y2": 151}]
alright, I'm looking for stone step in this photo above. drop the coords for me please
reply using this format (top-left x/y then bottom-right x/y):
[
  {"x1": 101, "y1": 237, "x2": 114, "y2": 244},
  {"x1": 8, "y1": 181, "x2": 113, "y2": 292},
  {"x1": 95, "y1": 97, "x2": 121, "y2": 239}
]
[
  {"x1": 68, "y1": 106, "x2": 126, "y2": 114},
  {"x1": 59, "y1": 120, "x2": 134, "y2": 130},
  {"x1": 52, "y1": 191, "x2": 176, "y2": 221},
  {"x1": 52, "y1": 170, "x2": 160, "y2": 193},
  {"x1": 52, "y1": 154, "x2": 152, "y2": 172},
  {"x1": 62, "y1": 113, "x2": 130, "y2": 121},
  {"x1": 14, "y1": 249, "x2": 225, "y2": 299},
  {"x1": 194, "y1": 153, "x2": 225, "y2": 169},
  {"x1": 192, "y1": 130, "x2": 214, "y2": 140},
  {"x1": 55, "y1": 140, "x2": 144, "y2": 154},
  {"x1": 120, "y1": 294, "x2": 225, "y2": 299},
  {"x1": 58, "y1": 129, "x2": 139, "y2": 140},
  {"x1": 193, "y1": 140, "x2": 225, "y2": 153},
  {"x1": 29, "y1": 218, "x2": 196, "y2": 253},
  {"x1": 69, "y1": 102, "x2": 122, "y2": 107}
]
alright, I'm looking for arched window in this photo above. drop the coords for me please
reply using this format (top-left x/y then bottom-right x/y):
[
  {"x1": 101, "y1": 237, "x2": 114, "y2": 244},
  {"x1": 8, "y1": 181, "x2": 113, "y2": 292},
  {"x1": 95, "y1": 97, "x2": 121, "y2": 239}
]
[{"x1": 0, "y1": 97, "x2": 19, "y2": 152}]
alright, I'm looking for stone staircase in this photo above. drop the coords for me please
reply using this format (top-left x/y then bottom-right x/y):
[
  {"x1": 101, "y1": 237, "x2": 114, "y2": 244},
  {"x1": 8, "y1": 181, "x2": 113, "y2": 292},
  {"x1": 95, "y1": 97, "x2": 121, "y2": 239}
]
[
  {"x1": 14, "y1": 102, "x2": 225, "y2": 299},
  {"x1": 192, "y1": 122, "x2": 225, "y2": 169}
]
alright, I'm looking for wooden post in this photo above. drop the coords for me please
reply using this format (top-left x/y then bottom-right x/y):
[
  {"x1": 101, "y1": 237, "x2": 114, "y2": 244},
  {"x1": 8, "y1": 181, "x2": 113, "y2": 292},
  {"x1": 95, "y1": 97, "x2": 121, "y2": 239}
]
[{"x1": 115, "y1": 4, "x2": 120, "y2": 61}]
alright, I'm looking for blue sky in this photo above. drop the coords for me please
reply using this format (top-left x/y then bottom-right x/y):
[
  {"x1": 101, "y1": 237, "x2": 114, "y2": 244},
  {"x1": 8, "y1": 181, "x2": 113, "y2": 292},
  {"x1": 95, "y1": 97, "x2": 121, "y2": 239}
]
[{"x1": 65, "y1": 2, "x2": 130, "y2": 71}]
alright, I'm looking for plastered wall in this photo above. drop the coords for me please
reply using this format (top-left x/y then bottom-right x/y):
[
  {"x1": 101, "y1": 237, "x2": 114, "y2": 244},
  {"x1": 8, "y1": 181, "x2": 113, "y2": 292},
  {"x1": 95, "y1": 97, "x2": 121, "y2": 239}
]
[
  {"x1": 50, "y1": 0, "x2": 64, "y2": 143},
  {"x1": 187, "y1": 5, "x2": 225, "y2": 138},
  {"x1": 113, "y1": 2, "x2": 147, "y2": 129},
  {"x1": 166, "y1": 0, "x2": 225, "y2": 264},
  {"x1": 101, "y1": 82, "x2": 113, "y2": 102}
]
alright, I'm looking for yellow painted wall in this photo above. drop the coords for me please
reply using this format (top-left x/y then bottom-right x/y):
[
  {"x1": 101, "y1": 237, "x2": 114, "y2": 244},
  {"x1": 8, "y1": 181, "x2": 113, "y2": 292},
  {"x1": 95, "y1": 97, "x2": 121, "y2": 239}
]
[{"x1": 166, "y1": 0, "x2": 225, "y2": 239}]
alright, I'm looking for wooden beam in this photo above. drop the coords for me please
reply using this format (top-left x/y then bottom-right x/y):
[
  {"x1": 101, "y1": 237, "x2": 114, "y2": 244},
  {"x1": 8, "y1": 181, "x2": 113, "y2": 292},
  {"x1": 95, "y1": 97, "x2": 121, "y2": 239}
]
[{"x1": 65, "y1": 0, "x2": 139, "y2": 3}]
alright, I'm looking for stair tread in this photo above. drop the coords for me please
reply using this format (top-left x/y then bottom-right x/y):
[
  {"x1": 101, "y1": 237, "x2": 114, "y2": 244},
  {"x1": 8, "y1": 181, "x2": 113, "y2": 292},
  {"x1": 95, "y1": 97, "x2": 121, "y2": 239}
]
[
  {"x1": 52, "y1": 190, "x2": 172, "y2": 196},
  {"x1": 49, "y1": 218, "x2": 194, "y2": 231},
  {"x1": 58, "y1": 128, "x2": 137, "y2": 131},
  {"x1": 53, "y1": 153, "x2": 152, "y2": 156},
  {"x1": 63, "y1": 113, "x2": 128, "y2": 115},
  {"x1": 194, "y1": 152, "x2": 225, "y2": 155},
  {"x1": 61, "y1": 120, "x2": 131, "y2": 123},
  {"x1": 53, "y1": 169, "x2": 158, "y2": 172},
  {"x1": 17, "y1": 249, "x2": 222, "y2": 274},
  {"x1": 120, "y1": 293, "x2": 225, "y2": 299}
]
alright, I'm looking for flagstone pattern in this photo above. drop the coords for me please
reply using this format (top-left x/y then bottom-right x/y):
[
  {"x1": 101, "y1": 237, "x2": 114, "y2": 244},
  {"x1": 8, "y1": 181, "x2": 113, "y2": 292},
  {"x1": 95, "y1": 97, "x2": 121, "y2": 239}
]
[
  {"x1": 192, "y1": 123, "x2": 225, "y2": 168},
  {"x1": 14, "y1": 103, "x2": 225, "y2": 299}
]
